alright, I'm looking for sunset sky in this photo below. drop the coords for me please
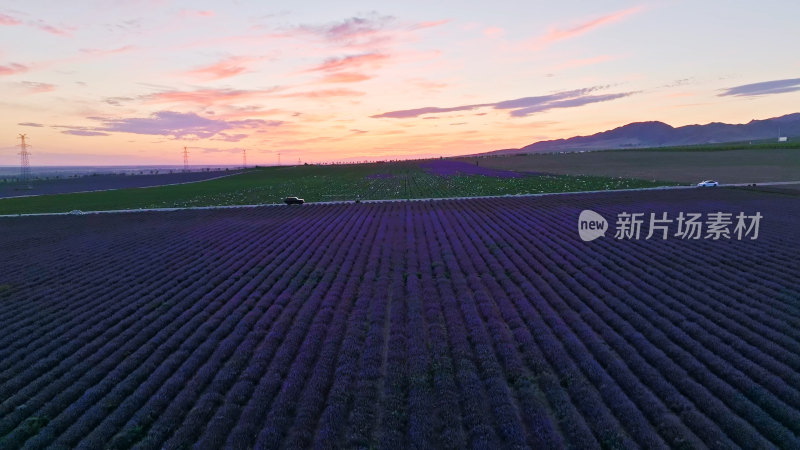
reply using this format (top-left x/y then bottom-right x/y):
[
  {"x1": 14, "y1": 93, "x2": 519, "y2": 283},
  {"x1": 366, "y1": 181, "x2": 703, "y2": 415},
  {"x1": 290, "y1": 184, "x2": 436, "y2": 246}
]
[{"x1": 1, "y1": 0, "x2": 799, "y2": 166}]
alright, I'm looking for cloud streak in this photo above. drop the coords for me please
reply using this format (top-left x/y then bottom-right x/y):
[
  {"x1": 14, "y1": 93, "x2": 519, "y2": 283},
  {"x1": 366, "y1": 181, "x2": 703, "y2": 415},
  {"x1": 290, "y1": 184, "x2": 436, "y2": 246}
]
[
  {"x1": 20, "y1": 81, "x2": 56, "y2": 93},
  {"x1": 54, "y1": 111, "x2": 285, "y2": 141},
  {"x1": 185, "y1": 56, "x2": 254, "y2": 80},
  {"x1": 528, "y1": 6, "x2": 643, "y2": 49},
  {"x1": 140, "y1": 87, "x2": 282, "y2": 106},
  {"x1": 62, "y1": 130, "x2": 110, "y2": 136},
  {"x1": 179, "y1": 9, "x2": 215, "y2": 18},
  {"x1": 718, "y1": 77, "x2": 800, "y2": 97},
  {"x1": 279, "y1": 88, "x2": 364, "y2": 99},
  {"x1": 260, "y1": 14, "x2": 446, "y2": 54},
  {"x1": 320, "y1": 72, "x2": 373, "y2": 83},
  {"x1": 80, "y1": 45, "x2": 136, "y2": 56},
  {"x1": 0, "y1": 13, "x2": 22, "y2": 26},
  {"x1": 94, "y1": 111, "x2": 284, "y2": 139},
  {"x1": 506, "y1": 92, "x2": 633, "y2": 116},
  {"x1": 0, "y1": 63, "x2": 28, "y2": 76},
  {"x1": 33, "y1": 20, "x2": 74, "y2": 36},
  {"x1": 296, "y1": 14, "x2": 395, "y2": 46},
  {"x1": 372, "y1": 87, "x2": 635, "y2": 118},
  {"x1": 373, "y1": 104, "x2": 489, "y2": 119},
  {"x1": 548, "y1": 54, "x2": 618, "y2": 72},
  {"x1": 0, "y1": 12, "x2": 74, "y2": 35},
  {"x1": 307, "y1": 52, "x2": 390, "y2": 72}
]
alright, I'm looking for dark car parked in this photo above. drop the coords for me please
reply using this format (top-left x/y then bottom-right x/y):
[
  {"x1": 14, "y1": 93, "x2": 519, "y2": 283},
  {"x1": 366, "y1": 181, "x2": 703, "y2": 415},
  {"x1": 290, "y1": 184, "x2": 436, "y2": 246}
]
[{"x1": 284, "y1": 196, "x2": 304, "y2": 205}]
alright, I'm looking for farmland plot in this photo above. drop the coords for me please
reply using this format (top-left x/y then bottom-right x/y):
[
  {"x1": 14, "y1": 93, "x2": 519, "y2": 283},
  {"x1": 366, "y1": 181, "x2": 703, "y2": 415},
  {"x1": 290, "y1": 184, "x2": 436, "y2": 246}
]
[{"x1": 0, "y1": 187, "x2": 799, "y2": 449}]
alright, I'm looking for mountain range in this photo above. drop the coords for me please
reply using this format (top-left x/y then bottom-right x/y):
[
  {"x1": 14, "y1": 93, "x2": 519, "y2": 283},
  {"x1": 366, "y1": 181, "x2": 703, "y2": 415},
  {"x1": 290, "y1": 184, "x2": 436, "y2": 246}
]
[{"x1": 483, "y1": 113, "x2": 800, "y2": 155}]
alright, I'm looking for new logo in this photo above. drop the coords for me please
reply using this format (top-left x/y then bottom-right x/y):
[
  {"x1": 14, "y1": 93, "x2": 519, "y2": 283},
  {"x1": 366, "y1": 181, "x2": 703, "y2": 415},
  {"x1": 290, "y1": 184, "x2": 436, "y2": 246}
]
[{"x1": 578, "y1": 210, "x2": 607, "y2": 242}]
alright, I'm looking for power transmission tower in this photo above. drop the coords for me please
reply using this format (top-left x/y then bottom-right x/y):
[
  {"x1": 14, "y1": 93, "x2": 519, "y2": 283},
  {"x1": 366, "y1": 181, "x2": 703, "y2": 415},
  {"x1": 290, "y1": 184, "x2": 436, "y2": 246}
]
[
  {"x1": 242, "y1": 148, "x2": 247, "y2": 168},
  {"x1": 18, "y1": 134, "x2": 31, "y2": 185},
  {"x1": 183, "y1": 146, "x2": 189, "y2": 172},
  {"x1": 278, "y1": 151, "x2": 281, "y2": 166}
]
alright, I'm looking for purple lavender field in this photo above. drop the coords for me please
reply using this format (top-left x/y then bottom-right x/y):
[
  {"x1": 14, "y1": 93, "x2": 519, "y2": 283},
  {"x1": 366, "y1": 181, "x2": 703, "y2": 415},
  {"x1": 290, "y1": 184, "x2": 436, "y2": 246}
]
[
  {"x1": 421, "y1": 159, "x2": 527, "y2": 177},
  {"x1": 0, "y1": 187, "x2": 799, "y2": 449},
  {"x1": 0, "y1": 169, "x2": 244, "y2": 199}
]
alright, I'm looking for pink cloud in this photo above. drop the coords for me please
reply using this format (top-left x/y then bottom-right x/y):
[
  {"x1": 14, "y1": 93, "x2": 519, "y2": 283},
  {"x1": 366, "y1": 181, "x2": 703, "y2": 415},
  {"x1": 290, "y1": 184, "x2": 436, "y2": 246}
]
[
  {"x1": 483, "y1": 27, "x2": 504, "y2": 38},
  {"x1": 528, "y1": 6, "x2": 644, "y2": 49},
  {"x1": 212, "y1": 107, "x2": 289, "y2": 120},
  {"x1": 0, "y1": 13, "x2": 75, "y2": 36},
  {"x1": 549, "y1": 54, "x2": 618, "y2": 71},
  {"x1": 409, "y1": 20, "x2": 449, "y2": 31},
  {"x1": 142, "y1": 87, "x2": 281, "y2": 106},
  {"x1": 80, "y1": 45, "x2": 136, "y2": 56},
  {"x1": 308, "y1": 52, "x2": 390, "y2": 72},
  {"x1": 20, "y1": 81, "x2": 56, "y2": 93},
  {"x1": 407, "y1": 78, "x2": 448, "y2": 91},
  {"x1": 279, "y1": 88, "x2": 364, "y2": 99},
  {"x1": 180, "y1": 9, "x2": 215, "y2": 18},
  {"x1": 211, "y1": 133, "x2": 248, "y2": 142},
  {"x1": 32, "y1": 20, "x2": 75, "y2": 36},
  {"x1": 0, "y1": 13, "x2": 22, "y2": 26},
  {"x1": 0, "y1": 63, "x2": 28, "y2": 76},
  {"x1": 320, "y1": 72, "x2": 373, "y2": 83},
  {"x1": 185, "y1": 56, "x2": 253, "y2": 80}
]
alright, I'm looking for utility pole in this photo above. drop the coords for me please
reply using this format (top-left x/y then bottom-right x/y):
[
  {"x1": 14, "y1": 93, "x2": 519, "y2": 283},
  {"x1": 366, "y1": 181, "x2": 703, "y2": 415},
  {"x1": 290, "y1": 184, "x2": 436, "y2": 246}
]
[
  {"x1": 18, "y1": 134, "x2": 31, "y2": 184},
  {"x1": 278, "y1": 151, "x2": 281, "y2": 166},
  {"x1": 183, "y1": 146, "x2": 189, "y2": 172}
]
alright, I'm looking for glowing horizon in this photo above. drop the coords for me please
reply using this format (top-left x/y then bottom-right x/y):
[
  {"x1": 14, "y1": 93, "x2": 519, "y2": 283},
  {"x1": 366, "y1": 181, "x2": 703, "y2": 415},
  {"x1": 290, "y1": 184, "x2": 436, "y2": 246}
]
[{"x1": 1, "y1": 0, "x2": 799, "y2": 166}]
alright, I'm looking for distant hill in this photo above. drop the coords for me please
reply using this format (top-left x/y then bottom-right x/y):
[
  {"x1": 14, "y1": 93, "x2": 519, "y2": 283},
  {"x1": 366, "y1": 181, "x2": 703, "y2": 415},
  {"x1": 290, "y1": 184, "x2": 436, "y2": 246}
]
[{"x1": 482, "y1": 113, "x2": 800, "y2": 155}]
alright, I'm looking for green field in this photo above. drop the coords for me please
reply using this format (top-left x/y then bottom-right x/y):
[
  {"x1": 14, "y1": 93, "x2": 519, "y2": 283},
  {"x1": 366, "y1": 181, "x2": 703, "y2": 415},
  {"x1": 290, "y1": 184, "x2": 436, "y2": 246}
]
[
  {"x1": 460, "y1": 147, "x2": 800, "y2": 183},
  {"x1": 0, "y1": 162, "x2": 674, "y2": 215}
]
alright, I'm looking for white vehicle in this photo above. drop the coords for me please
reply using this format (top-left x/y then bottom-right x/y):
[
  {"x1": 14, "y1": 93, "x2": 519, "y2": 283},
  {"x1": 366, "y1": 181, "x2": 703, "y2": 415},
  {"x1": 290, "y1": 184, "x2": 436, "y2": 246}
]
[{"x1": 697, "y1": 180, "x2": 719, "y2": 187}]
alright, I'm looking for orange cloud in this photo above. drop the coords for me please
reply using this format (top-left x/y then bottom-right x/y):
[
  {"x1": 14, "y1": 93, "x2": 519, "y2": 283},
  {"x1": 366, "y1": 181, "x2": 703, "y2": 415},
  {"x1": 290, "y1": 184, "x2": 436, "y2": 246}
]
[
  {"x1": 528, "y1": 6, "x2": 644, "y2": 49},
  {"x1": 320, "y1": 72, "x2": 372, "y2": 83}
]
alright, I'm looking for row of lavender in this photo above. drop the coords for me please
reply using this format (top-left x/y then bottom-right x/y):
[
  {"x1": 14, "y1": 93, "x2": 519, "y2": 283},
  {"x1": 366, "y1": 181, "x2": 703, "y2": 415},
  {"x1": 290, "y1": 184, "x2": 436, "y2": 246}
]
[{"x1": 0, "y1": 187, "x2": 798, "y2": 448}]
